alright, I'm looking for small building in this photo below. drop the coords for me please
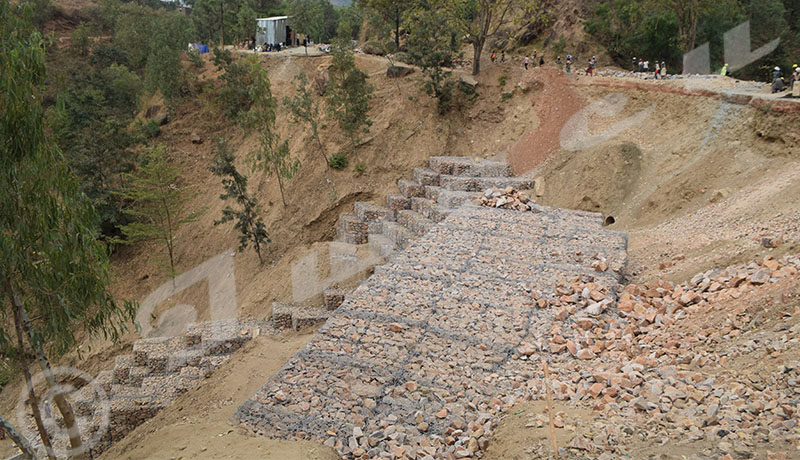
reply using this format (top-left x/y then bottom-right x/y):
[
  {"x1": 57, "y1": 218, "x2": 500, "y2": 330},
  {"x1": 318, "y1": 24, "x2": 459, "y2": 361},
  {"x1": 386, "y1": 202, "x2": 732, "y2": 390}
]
[{"x1": 256, "y1": 16, "x2": 296, "y2": 47}]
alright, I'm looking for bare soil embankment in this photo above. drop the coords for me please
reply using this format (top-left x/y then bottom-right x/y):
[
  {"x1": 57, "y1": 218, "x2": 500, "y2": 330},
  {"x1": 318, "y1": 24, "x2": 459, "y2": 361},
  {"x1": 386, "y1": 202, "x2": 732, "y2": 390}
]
[{"x1": 507, "y1": 70, "x2": 800, "y2": 282}]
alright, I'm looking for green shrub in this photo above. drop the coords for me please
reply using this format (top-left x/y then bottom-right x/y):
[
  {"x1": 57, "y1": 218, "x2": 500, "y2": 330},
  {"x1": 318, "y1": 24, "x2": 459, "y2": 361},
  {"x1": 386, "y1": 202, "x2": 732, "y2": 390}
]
[
  {"x1": 188, "y1": 50, "x2": 204, "y2": 69},
  {"x1": 354, "y1": 162, "x2": 365, "y2": 173},
  {"x1": 501, "y1": 91, "x2": 514, "y2": 101},
  {"x1": 498, "y1": 75, "x2": 507, "y2": 87},
  {"x1": 213, "y1": 49, "x2": 253, "y2": 121},
  {"x1": 139, "y1": 119, "x2": 161, "y2": 138},
  {"x1": 0, "y1": 360, "x2": 15, "y2": 390},
  {"x1": 362, "y1": 41, "x2": 386, "y2": 56},
  {"x1": 328, "y1": 153, "x2": 348, "y2": 169},
  {"x1": 70, "y1": 22, "x2": 91, "y2": 57},
  {"x1": 392, "y1": 52, "x2": 411, "y2": 64},
  {"x1": 552, "y1": 35, "x2": 567, "y2": 56}
]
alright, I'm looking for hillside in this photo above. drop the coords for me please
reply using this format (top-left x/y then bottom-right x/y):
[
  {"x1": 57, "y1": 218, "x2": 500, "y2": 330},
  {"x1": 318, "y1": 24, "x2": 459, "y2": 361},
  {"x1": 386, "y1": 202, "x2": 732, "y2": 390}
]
[{"x1": 2, "y1": 0, "x2": 800, "y2": 458}]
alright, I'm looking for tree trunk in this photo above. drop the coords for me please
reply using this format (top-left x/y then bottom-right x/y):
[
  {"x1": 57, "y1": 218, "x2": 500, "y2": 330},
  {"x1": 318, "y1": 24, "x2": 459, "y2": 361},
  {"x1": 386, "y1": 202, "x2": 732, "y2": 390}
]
[
  {"x1": 10, "y1": 282, "x2": 56, "y2": 460},
  {"x1": 254, "y1": 240, "x2": 263, "y2": 264},
  {"x1": 0, "y1": 415, "x2": 37, "y2": 460},
  {"x1": 17, "y1": 307, "x2": 85, "y2": 459},
  {"x1": 687, "y1": 9, "x2": 698, "y2": 54},
  {"x1": 276, "y1": 170, "x2": 287, "y2": 207},
  {"x1": 312, "y1": 126, "x2": 329, "y2": 166},
  {"x1": 394, "y1": 13, "x2": 400, "y2": 51},
  {"x1": 472, "y1": 41, "x2": 483, "y2": 76},
  {"x1": 169, "y1": 118, "x2": 176, "y2": 153}
]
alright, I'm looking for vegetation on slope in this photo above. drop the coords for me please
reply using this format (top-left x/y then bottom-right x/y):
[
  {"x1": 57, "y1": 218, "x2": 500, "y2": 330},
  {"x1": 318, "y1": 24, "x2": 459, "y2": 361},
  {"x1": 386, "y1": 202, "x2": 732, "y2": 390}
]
[{"x1": 586, "y1": 0, "x2": 800, "y2": 79}]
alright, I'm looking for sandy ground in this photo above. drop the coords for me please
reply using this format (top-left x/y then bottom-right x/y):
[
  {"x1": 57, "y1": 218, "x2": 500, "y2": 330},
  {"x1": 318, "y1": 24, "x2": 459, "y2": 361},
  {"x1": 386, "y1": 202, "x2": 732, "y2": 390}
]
[{"x1": 509, "y1": 70, "x2": 800, "y2": 282}]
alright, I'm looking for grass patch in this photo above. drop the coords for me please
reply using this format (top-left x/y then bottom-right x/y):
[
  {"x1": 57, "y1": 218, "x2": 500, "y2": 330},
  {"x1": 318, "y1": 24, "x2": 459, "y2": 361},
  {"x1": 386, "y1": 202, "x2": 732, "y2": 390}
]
[{"x1": 328, "y1": 153, "x2": 348, "y2": 170}]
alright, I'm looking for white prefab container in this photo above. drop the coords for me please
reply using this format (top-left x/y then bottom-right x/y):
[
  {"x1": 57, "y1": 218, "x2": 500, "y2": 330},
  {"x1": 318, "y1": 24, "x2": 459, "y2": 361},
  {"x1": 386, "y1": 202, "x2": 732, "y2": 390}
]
[{"x1": 256, "y1": 16, "x2": 289, "y2": 47}]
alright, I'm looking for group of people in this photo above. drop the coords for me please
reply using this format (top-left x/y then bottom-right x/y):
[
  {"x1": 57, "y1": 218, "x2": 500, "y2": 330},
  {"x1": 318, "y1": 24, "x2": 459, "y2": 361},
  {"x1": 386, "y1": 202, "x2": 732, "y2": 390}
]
[
  {"x1": 511, "y1": 50, "x2": 586, "y2": 75},
  {"x1": 237, "y1": 39, "x2": 299, "y2": 53},
  {"x1": 258, "y1": 42, "x2": 285, "y2": 52},
  {"x1": 520, "y1": 49, "x2": 546, "y2": 69},
  {"x1": 769, "y1": 64, "x2": 800, "y2": 96},
  {"x1": 486, "y1": 48, "x2": 679, "y2": 80},
  {"x1": 633, "y1": 57, "x2": 667, "y2": 78}
]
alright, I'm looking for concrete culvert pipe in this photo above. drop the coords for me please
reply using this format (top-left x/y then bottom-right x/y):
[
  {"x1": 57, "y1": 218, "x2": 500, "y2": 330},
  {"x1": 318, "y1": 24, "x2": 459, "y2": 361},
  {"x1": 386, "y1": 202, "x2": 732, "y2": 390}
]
[{"x1": 603, "y1": 215, "x2": 616, "y2": 226}]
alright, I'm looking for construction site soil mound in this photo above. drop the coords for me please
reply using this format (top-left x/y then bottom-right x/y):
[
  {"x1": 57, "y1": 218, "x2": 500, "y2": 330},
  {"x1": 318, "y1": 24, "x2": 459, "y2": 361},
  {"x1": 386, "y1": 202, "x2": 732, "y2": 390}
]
[{"x1": 510, "y1": 71, "x2": 800, "y2": 282}]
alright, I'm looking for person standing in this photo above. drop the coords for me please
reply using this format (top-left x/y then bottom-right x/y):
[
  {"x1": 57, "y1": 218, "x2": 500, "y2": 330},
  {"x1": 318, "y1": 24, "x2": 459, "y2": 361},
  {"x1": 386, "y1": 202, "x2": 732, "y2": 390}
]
[
  {"x1": 792, "y1": 66, "x2": 800, "y2": 97},
  {"x1": 539, "y1": 54, "x2": 544, "y2": 67},
  {"x1": 587, "y1": 59, "x2": 594, "y2": 76},
  {"x1": 566, "y1": 57, "x2": 572, "y2": 73},
  {"x1": 721, "y1": 63, "x2": 729, "y2": 76},
  {"x1": 655, "y1": 62, "x2": 661, "y2": 79},
  {"x1": 632, "y1": 57, "x2": 638, "y2": 71},
  {"x1": 533, "y1": 49, "x2": 538, "y2": 64},
  {"x1": 557, "y1": 55, "x2": 563, "y2": 70},
  {"x1": 771, "y1": 66, "x2": 784, "y2": 93},
  {"x1": 661, "y1": 60, "x2": 667, "y2": 77},
  {"x1": 643, "y1": 60, "x2": 649, "y2": 73},
  {"x1": 491, "y1": 50, "x2": 496, "y2": 63},
  {"x1": 524, "y1": 56, "x2": 529, "y2": 70}
]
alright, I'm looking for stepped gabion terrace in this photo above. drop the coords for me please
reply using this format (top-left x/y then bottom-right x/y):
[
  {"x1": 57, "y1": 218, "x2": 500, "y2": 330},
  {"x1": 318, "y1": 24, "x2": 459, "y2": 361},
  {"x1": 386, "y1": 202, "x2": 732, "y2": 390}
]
[
  {"x1": 235, "y1": 157, "x2": 628, "y2": 459},
  {"x1": 19, "y1": 320, "x2": 267, "y2": 457}
]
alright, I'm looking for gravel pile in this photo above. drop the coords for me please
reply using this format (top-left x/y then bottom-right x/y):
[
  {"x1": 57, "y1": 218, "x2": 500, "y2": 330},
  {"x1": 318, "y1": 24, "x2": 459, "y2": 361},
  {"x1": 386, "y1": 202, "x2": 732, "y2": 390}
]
[{"x1": 477, "y1": 187, "x2": 534, "y2": 211}]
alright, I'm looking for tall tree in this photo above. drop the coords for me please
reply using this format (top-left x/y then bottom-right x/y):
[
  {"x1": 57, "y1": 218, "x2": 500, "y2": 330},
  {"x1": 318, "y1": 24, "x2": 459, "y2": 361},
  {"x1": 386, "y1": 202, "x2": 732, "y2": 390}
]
[
  {"x1": 407, "y1": 1, "x2": 464, "y2": 113},
  {"x1": 311, "y1": 0, "x2": 339, "y2": 43},
  {"x1": 244, "y1": 57, "x2": 300, "y2": 207},
  {"x1": 651, "y1": 0, "x2": 730, "y2": 53},
  {"x1": 208, "y1": 139, "x2": 270, "y2": 264},
  {"x1": 325, "y1": 37, "x2": 373, "y2": 156},
  {"x1": 286, "y1": 0, "x2": 315, "y2": 53},
  {"x1": 358, "y1": 0, "x2": 414, "y2": 51},
  {"x1": 1, "y1": 3, "x2": 137, "y2": 457},
  {"x1": 192, "y1": 0, "x2": 238, "y2": 46},
  {"x1": 336, "y1": 5, "x2": 363, "y2": 40},
  {"x1": 116, "y1": 146, "x2": 204, "y2": 278},
  {"x1": 145, "y1": 13, "x2": 193, "y2": 150},
  {"x1": 448, "y1": 0, "x2": 540, "y2": 75},
  {"x1": 283, "y1": 72, "x2": 328, "y2": 165},
  {"x1": 236, "y1": 2, "x2": 258, "y2": 44}
]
